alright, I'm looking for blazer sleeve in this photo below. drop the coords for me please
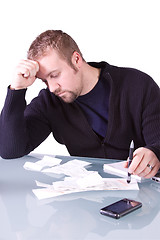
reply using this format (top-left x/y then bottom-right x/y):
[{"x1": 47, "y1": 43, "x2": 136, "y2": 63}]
[
  {"x1": 0, "y1": 87, "x2": 51, "y2": 159},
  {"x1": 142, "y1": 80, "x2": 160, "y2": 160}
]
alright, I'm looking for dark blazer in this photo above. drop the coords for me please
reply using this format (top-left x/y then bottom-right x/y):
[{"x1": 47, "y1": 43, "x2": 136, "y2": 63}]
[{"x1": 0, "y1": 62, "x2": 159, "y2": 160}]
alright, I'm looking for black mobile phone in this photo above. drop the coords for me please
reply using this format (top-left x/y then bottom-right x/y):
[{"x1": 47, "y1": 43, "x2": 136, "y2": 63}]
[{"x1": 100, "y1": 198, "x2": 142, "y2": 219}]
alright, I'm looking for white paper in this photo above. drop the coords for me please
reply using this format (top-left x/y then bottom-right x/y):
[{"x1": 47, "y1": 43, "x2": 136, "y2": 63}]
[
  {"x1": 35, "y1": 180, "x2": 53, "y2": 188},
  {"x1": 32, "y1": 188, "x2": 66, "y2": 199},
  {"x1": 36, "y1": 156, "x2": 62, "y2": 167},
  {"x1": 33, "y1": 178, "x2": 139, "y2": 200},
  {"x1": 23, "y1": 156, "x2": 62, "y2": 172},
  {"x1": 42, "y1": 159, "x2": 91, "y2": 178},
  {"x1": 23, "y1": 161, "x2": 43, "y2": 172},
  {"x1": 102, "y1": 178, "x2": 139, "y2": 190},
  {"x1": 76, "y1": 172, "x2": 103, "y2": 188},
  {"x1": 103, "y1": 161, "x2": 144, "y2": 182},
  {"x1": 23, "y1": 157, "x2": 139, "y2": 200}
]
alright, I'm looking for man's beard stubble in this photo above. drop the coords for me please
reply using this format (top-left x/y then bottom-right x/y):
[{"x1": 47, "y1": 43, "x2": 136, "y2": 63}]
[{"x1": 55, "y1": 90, "x2": 78, "y2": 103}]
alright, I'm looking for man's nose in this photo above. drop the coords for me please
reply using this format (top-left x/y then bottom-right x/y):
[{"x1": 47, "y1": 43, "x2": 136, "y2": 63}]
[{"x1": 48, "y1": 82, "x2": 60, "y2": 93}]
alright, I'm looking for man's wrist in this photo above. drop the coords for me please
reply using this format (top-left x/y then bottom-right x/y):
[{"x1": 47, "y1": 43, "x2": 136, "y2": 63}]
[
  {"x1": 10, "y1": 85, "x2": 26, "y2": 90},
  {"x1": 10, "y1": 85, "x2": 16, "y2": 90}
]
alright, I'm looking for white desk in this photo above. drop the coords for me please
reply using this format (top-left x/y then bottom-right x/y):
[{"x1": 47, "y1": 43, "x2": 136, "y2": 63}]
[{"x1": 0, "y1": 153, "x2": 160, "y2": 240}]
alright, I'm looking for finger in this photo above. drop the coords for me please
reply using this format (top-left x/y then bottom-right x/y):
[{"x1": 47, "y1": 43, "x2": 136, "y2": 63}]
[
  {"x1": 139, "y1": 163, "x2": 160, "y2": 178},
  {"x1": 128, "y1": 150, "x2": 144, "y2": 174},
  {"x1": 23, "y1": 59, "x2": 39, "y2": 73},
  {"x1": 33, "y1": 60, "x2": 39, "y2": 72},
  {"x1": 16, "y1": 66, "x2": 30, "y2": 78},
  {"x1": 19, "y1": 60, "x2": 39, "y2": 77},
  {"x1": 123, "y1": 159, "x2": 129, "y2": 168},
  {"x1": 139, "y1": 156, "x2": 160, "y2": 178},
  {"x1": 135, "y1": 163, "x2": 152, "y2": 177},
  {"x1": 133, "y1": 150, "x2": 160, "y2": 178}
]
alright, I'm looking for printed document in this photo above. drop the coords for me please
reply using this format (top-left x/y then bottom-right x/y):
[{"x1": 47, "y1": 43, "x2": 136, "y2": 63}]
[
  {"x1": 103, "y1": 161, "x2": 144, "y2": 182},
  {"x1": 23, "y1": 156, "x2": 139, "y2": 200}
]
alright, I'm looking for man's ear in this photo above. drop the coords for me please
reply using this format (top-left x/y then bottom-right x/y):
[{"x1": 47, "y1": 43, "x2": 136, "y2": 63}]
[{"x1": 71, "y1": 51, "x2": 82, "y2": 69}]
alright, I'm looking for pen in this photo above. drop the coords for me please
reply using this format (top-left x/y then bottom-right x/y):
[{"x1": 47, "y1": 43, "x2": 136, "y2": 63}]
[{"x1": 127, "y1": 140, "x2": 134, "y2": 184}]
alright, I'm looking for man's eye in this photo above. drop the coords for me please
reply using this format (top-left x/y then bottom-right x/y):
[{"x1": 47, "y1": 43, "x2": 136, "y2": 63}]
[{"x1": 50, "y1": 73, "x2": 59, "y2": 78}]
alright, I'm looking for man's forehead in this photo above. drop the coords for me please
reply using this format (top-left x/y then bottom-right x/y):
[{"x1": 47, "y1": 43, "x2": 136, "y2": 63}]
[
  {"x1": 36, "y1": 67, "x2": 59, "y2": 79},
  {"x1": 36, "y1": 54, "x2": 60, "y2": 76}
]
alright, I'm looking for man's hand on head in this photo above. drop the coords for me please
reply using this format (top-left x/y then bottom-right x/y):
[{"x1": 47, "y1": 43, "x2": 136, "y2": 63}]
[{"x1": 10, "y1": 59, "x2": 39, "y2": 90}]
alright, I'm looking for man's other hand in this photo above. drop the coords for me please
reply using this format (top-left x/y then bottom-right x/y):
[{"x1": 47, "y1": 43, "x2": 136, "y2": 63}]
[{"x1": 10, "y1": 59, "x2": 39, "y2": 90}]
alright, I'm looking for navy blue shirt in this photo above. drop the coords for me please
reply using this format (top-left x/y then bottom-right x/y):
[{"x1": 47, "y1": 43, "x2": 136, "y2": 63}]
[{"x1": 76, "y1": 69, "x2": 110, "y2": 138}]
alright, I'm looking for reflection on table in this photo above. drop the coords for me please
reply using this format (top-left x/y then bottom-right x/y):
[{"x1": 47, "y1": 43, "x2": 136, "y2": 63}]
[{"x1": 0, "y1": 153, "x2": 160, "y2": 240}]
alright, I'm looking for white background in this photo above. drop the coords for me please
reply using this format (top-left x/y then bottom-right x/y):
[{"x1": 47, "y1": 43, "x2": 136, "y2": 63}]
[{"x1": 0, "y1": 0, "x2": 159, "y2": 156}]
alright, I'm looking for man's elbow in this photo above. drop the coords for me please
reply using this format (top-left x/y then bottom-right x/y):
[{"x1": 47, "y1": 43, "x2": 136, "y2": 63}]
[{"x1": 0, "y1": 148, "x2": 26, "y2": 159}]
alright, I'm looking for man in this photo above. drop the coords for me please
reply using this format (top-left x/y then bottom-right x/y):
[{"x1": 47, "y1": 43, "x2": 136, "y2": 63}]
[{"x1": 0, "y1": 30, "x2": 159, "y2": 178}]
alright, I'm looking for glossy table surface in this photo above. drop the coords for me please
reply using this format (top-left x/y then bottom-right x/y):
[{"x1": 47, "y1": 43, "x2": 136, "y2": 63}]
[{"x1": 0, "y1": 153, "x2": 160, "y2": 240}]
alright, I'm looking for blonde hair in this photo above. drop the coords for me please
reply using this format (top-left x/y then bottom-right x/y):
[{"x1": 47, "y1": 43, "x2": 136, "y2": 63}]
[{"x1": 27, "y1": 30, "x2": 84, "y2": 68}]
